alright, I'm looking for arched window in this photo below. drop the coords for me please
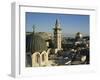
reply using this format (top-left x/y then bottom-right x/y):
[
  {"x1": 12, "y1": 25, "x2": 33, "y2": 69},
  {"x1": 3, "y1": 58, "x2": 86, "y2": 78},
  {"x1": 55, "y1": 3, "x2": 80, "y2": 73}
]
[
  {"x1": 35, "y1": 54, "x2": 40, "y2": 63},
  {"x1": 42, "y1": 54, "x2": 45, "y2": 62}
]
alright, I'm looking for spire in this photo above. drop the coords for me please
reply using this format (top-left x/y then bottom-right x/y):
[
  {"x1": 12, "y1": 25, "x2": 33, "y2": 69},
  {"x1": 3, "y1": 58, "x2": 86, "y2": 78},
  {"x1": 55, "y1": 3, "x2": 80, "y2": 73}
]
[
  {"x1": 55, "y1": 19, "x2": 60, "y2": 28},
  {"x1": 32, "y1": 25, "x2": 35, "y2": 33}
]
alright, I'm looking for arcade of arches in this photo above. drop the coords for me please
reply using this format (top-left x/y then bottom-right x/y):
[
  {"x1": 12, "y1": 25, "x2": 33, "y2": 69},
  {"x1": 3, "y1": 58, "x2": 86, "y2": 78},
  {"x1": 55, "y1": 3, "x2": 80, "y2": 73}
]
[{"x1": 32, "y1": 49, "x2": 50, "y2": 67}]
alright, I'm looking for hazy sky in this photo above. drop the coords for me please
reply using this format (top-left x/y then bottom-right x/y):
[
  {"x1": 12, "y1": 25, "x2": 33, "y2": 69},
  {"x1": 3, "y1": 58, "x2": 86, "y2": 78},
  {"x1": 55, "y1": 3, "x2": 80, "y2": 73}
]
[{"x1": 26, "y1": 12, "x2": 89, "y2": 37}]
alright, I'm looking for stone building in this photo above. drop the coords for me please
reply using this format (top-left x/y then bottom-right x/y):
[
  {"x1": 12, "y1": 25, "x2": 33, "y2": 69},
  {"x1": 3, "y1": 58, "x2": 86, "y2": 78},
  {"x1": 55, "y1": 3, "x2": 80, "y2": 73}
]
[
  {"x1": 31, "y1": 33, "x2": 51, "y2": 67},
  {"x1": 26, "y1": 31, "x2": 52, "y2": 67}
]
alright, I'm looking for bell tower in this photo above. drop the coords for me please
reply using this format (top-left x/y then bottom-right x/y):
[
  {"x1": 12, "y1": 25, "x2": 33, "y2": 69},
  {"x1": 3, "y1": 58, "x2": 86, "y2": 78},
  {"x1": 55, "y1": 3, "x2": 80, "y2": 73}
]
[{"x1": 53, "y1": 19, "x2": 62, "y2": 51}]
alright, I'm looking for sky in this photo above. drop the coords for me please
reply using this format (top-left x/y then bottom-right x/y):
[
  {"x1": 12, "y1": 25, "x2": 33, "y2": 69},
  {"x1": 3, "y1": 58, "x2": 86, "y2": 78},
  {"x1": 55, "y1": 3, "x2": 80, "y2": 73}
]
[{"x1": 26, "y1": 12, "x2": 89, "y2": 37}]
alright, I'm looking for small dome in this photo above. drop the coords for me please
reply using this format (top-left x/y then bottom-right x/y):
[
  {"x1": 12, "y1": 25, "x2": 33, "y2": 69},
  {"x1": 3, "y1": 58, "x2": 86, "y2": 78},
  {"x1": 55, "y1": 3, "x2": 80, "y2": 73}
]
[{"x1": 76, "y1": 32, "x2": 83, "y2": 39}]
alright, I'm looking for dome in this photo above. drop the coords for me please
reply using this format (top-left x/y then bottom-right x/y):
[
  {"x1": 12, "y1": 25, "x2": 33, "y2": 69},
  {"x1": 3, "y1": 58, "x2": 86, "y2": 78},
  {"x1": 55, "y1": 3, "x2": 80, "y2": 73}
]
[
  {"x1": 32, "y1": 34, "x2": 47, "y2": 53},
  {"x1": 76, "y1": 32, "x2": 83, "y2": 39}
]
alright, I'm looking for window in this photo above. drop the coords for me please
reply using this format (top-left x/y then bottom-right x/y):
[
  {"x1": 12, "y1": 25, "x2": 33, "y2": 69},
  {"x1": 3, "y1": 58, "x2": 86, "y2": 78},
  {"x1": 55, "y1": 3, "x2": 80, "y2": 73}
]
[
  {"x1": 36, "y1": 54, "x2": 40, "y2": 63},
  {"x1": 42, "y1": 54, "x2": 45, "y2": 62}
]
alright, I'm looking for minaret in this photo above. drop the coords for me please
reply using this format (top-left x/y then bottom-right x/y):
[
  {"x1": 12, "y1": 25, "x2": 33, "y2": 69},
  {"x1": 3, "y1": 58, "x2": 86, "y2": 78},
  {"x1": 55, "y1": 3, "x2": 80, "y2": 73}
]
[
  {"x1": 31, "y1": 25, "x2": 36, "y2": 53},
  {"x1": 53, "y1": 19, "x2": 62, "y2": 51}
]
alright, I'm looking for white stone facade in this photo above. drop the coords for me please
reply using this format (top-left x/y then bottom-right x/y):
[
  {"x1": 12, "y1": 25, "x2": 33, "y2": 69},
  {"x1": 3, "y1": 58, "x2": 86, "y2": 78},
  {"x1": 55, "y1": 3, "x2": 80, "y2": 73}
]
[
  {"x1": 32, "y1": 49, "x2": 51, "y2": 67},
  {"x1": 54, "y1": 19, "x2": 62, "y2": 52}
]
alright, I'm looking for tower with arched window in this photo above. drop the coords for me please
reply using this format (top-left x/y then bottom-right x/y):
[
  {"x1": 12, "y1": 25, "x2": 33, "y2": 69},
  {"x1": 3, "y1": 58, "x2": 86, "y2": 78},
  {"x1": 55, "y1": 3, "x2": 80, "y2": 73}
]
[{"x1": 53, "y1": 19, "x2": 62, "y2": 53}]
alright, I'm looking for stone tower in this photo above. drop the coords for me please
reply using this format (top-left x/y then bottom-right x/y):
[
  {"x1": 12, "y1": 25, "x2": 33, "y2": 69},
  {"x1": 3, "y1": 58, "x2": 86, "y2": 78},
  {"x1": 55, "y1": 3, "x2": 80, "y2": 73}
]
[{"x1": 53, "y1": 19, "x2": 62, "y2": 51}]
